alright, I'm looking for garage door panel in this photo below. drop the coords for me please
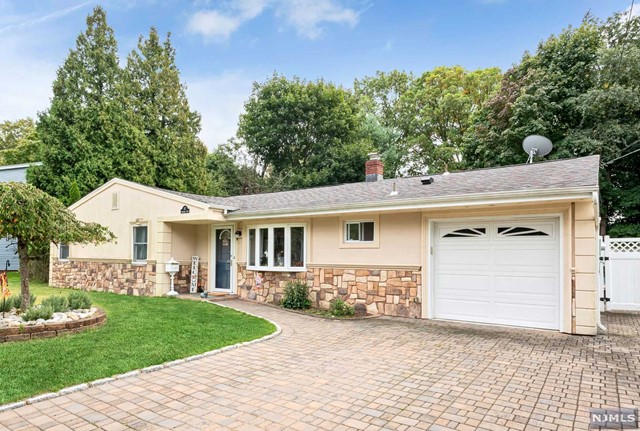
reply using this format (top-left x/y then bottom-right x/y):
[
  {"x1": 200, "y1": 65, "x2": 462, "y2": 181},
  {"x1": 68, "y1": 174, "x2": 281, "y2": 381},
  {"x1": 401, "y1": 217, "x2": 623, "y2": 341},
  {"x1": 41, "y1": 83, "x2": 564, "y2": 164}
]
[
  {"x1": 434, "y1": 274, "x2": 490, "y2": 295},
  {"x1": 492, "y1": 302, "x2": 559, "y2": 329},
  {"x1": 493, "y1": 275, "x2": 558, "y2": 298},
  {"x1": 493, "y1": 248, "x2": 557, "y2": 268},
  {"x1": 435, "y1": 298, "x2": 490, "y2": 320},
  {"x1": 433, "y1": 218, "x2": 560, "y2": 330},
  {"x1": 435, "y1": 248, "x2": 492, "y2": 266}
]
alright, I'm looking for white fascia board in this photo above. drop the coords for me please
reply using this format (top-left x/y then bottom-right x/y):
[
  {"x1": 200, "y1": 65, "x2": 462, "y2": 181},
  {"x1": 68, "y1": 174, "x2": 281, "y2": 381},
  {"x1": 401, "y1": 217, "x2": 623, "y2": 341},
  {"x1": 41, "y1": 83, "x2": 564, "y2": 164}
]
[
  {"x1": 69, "y1": 178, "x2": 233, "y2": 212},
  {"x1": 223, "y1": 187, "x2": 597, "y2": 221}
]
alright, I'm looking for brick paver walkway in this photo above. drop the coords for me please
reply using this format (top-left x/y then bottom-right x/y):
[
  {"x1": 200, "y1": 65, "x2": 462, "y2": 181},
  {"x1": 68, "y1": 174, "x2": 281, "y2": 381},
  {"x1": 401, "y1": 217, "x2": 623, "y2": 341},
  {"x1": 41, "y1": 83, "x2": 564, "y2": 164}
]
[{"x1": 1, "y1": 301, "x2": 639, "y2": 431}]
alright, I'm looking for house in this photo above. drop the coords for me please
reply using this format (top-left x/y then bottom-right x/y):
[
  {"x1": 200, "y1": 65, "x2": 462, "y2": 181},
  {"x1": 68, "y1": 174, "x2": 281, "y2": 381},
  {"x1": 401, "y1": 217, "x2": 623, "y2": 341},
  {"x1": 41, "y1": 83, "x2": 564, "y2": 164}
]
[
  {"x1": 50, "y1": 154, "x2": 601, "y2": 335},
  {"x1": 0, "y1": 162, "x2": 42, "y2": 270}
]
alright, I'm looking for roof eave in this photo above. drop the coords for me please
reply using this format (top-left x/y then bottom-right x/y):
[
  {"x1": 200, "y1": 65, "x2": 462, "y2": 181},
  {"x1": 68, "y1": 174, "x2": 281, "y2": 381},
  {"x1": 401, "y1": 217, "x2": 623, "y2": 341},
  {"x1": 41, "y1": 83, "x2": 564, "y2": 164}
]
[{"x1": 223, "y1": 186, "x2": 598, "y2": 220}]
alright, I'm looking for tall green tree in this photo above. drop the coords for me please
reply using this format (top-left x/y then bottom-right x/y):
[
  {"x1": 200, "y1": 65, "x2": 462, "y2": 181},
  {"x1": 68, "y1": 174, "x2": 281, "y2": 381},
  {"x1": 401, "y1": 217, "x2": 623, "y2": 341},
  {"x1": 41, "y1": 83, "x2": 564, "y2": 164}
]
[
  {"x1": 464, "y1": 13, "x2": 640, "y2": 236},
  {"x1": 354, "y1": 71, "x2": 412, "y2": 177},
  {"x1": 237, "y1": 74, "x2": 369, "y2": 189},
  {"x1": 125, "y1": 28, "x2": 209, "y2": 194},
  {"x1": 0, "y1": 183, "x2": 113, "y2": 310},
  {"x1": 399, "y1": 66, "x2": 502, "y2": 173},
  {"x1": 206, "y1": 145, "x2": 271, "y2": 196},
  {"x1": 29, "y1": 6, "x2": 154, "y2": 199},
  {"x1": 355, "y1": 67, "x2": 501, "y2": 175},
  {"x1": 0, "y1": 119, "x2": 42, "y2": 165}
]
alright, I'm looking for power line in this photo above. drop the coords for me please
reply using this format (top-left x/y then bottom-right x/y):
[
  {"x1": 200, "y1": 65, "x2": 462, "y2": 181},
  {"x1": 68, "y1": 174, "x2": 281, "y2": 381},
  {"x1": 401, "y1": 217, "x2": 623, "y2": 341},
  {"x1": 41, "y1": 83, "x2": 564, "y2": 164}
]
[{"x1": 604, "y1": 146, "x2": 640, "y2": 166}]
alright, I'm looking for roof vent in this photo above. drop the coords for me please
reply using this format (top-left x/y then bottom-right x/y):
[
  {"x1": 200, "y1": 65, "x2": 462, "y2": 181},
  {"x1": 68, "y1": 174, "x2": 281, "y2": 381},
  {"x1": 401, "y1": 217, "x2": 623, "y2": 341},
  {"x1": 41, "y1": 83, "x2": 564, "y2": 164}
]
[
  {"x1": 389, "y1": 181, "x2": 398, "y2": 196},
  {"x1": 421, "y1": 177, "x2": 434, "y2": 185}
]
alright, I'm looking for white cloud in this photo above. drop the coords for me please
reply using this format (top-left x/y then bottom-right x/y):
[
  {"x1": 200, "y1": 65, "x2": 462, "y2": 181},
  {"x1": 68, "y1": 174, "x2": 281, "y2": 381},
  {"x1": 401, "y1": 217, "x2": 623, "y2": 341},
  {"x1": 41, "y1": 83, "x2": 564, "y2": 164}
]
[
  {"x1": 0, "y1": 2, "x2": 92, "y2": 122},
  {"x1": 276, "y1": 0, "x2": 358, "y2": 39},
  {"x1": 185, "y1": 71, "x2": 255, "y2": 149},
  {"x1": 187, "y1": 10, "x2": 243, "y2": 40},
  {"x1": 186, "y1": 0, "x2": 359, "y2": 41},
  {"x1": 0, "y1": 1, "x2": 92, "y2": 35},
  {"x1": 624, "y1": 4, "x2": 639, "y2": 17}
]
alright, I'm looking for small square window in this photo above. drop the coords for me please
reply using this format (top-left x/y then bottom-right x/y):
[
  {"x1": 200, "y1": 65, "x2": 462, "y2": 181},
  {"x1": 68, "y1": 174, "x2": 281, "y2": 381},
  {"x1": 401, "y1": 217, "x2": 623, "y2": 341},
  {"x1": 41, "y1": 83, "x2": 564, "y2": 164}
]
[
  {"x1": 345, "y1": 221, "x2": 375, "y2": 242},
  {"x1": 133, "y1": 226, "x2": 148, "y2": 261},
  {"x1": 59, "y1": 243, "x2": 69, "y2": 260}
]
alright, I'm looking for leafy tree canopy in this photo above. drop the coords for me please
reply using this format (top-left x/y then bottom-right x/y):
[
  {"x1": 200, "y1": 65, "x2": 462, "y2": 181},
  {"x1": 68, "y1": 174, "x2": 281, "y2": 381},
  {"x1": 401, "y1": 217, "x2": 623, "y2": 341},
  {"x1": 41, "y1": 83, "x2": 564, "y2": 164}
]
[
  {"x1": 237, "y1": 74, "x2": 370, "y2": 190},
  {"x1": 0, "y1": 182, "x2": 113, "y2": 309},
  {"x1": 0, "y1": 119, "x2": 42, "y2": 165},
  {"x1": 29, "y1": 7, "x2": 208, "y2": 201},
  {"x1": 464, "y1": 12, "x2": 640, "y2": 236}
]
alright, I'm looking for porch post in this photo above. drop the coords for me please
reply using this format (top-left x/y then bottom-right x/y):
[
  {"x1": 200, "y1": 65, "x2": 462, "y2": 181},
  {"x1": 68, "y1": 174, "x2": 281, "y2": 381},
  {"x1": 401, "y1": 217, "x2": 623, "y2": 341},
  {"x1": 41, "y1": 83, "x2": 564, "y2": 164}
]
[{"x1": 155, "y1": 221, "x2": 173, "y2": 295}]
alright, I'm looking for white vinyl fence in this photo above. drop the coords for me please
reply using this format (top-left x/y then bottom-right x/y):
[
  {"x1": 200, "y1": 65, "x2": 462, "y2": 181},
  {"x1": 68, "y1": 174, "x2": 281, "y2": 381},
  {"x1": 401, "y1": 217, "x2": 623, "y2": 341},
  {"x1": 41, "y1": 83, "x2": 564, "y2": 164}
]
[{"x1": 600, "y1": 236, "x2": 640, "y2": 311}]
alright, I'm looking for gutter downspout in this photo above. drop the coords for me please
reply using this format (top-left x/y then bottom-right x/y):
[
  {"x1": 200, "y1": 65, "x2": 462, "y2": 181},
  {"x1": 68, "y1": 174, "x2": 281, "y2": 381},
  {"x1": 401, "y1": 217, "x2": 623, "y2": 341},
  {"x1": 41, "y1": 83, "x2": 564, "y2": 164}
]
[
  {"x1": 593, "y1": 191, "x2": 607, "y2": 332},
  {"x1": 571, "y1": 203, "x2": 576, "y2": 334}
]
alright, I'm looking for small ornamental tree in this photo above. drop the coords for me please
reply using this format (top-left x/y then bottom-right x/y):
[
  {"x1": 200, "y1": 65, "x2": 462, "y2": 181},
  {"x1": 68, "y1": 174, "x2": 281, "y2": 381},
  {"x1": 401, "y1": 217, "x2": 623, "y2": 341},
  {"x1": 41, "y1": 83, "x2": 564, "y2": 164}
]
[{"x1": 0, "y1": 182, "x2": 115, "y2": 310}]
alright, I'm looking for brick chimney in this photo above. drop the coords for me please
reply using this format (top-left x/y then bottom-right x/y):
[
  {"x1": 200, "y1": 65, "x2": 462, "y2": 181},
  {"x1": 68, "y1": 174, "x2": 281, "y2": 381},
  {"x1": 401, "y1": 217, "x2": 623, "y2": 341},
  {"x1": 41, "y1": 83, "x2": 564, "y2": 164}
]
[{"x1": 365, "y1": 153, "x2": 384, "y2": 182}]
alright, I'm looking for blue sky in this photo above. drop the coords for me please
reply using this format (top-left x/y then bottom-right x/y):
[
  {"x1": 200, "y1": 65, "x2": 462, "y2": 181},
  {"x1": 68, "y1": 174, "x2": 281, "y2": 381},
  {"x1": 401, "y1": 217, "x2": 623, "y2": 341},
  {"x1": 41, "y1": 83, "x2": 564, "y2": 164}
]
[{"x1": 0, "y1": 0, "x2": 635, "y2": 149}]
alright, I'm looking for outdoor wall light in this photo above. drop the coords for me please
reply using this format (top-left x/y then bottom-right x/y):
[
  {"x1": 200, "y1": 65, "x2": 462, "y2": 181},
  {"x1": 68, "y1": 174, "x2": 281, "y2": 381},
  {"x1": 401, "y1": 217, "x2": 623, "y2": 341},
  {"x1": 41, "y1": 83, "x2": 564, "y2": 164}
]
[{"x1": 235, "y1": 230, "x2": 242, "y2": 239}]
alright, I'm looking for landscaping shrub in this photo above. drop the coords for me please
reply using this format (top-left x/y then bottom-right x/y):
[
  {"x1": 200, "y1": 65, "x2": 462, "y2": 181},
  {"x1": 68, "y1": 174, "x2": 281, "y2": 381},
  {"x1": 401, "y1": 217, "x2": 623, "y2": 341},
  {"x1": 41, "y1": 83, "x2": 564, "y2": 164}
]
[
  {"x1": 42, "y1": 295, "x2": 69, "y2": 312},
  {"x1": 68, "y1": 291, "x2": 92, "y2": 310},
  {"x1": 22, "y1": 305, "x2": 54, "y2": 322},
  {"x1": 0, "y1": 297, "x2": 13, "y2": 313},
  {"x1": 11, "y1": 293, "x2": 37, "y2": 311},
  {"x1": 281, "y1": 280, "x2": 310, "y2": 309},
  {"x1": 330, "y1": 298, "x2": 355, "y2": 317}
]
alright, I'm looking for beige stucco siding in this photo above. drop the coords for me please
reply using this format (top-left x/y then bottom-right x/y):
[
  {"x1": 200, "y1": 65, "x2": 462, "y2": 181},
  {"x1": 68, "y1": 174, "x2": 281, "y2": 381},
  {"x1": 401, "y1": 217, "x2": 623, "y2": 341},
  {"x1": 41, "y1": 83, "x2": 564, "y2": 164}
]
[
  {"x1": 573, "y1": 200, "x2": 598, "y2": 335},
  {"x1": 309, "y1": 213, "x2": 422, "y2": 267},
  {"x1": 66, "y1": 183, "x2": 209, "y2": 262}
]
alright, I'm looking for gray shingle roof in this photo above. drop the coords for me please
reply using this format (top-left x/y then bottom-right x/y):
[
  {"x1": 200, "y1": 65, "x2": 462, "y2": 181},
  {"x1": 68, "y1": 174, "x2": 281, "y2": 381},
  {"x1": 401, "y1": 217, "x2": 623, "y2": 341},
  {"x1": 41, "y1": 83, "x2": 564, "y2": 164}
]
[{"x1": 167, "y1": 155, "x2": 600, "y2": 215}]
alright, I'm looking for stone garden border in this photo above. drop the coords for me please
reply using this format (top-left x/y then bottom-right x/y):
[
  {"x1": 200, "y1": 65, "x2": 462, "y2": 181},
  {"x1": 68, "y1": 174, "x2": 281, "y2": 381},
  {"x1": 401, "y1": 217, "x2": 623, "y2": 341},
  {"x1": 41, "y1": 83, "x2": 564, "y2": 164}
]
[
  {"x1": 0, "y1": 309, "x2": 107, "y2": 343},
  {"x1": 0, "y1": 301, "x2": 281, "y2": 413}
]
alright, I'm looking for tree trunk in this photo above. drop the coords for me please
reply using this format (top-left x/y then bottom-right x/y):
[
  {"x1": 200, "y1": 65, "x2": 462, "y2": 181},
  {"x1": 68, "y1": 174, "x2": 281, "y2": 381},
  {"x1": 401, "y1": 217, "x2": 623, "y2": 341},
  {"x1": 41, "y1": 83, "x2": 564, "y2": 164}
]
[{"x1": 17, "y1": 239, "x2": 30, "y2": 311}]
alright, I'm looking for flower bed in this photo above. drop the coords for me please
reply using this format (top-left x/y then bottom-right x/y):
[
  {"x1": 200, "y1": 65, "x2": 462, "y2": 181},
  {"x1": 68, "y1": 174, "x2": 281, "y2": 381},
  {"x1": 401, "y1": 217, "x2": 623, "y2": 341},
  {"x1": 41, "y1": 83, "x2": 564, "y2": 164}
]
[{"x1": 0, "y1": 308, "x2": 106, "y2": 342}]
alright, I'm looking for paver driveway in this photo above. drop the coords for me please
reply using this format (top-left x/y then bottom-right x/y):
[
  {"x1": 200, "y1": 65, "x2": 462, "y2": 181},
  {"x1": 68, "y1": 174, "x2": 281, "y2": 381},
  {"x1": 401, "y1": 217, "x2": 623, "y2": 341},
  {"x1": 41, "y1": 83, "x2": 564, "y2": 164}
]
[{"x1": 1, "y1": 301, "x2": 639, "y2": 431}]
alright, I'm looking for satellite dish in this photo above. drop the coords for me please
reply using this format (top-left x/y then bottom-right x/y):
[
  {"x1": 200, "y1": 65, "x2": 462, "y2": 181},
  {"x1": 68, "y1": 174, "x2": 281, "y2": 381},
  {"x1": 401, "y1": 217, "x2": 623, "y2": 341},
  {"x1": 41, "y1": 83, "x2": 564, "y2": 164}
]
[{"x1": 523, "y1": 135, "x2": 553, "y2": 164}]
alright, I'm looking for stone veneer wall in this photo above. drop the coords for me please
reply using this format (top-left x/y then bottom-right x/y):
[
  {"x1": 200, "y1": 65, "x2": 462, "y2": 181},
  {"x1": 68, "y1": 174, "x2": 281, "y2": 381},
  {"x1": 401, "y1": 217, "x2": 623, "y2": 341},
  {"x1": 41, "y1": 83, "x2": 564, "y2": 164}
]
[
  {"x1": 237, "y1": 264, "x2": 422, "y2": 318},
  {"x1": 50, "y1": 259, "x2": 156, "y2": 296},
  {"x1": 174, "y1": 262, "x2": 208, "y2": 294},
  {"x1": 0, "y1": 309, "x2": 107, "y2": 343}
]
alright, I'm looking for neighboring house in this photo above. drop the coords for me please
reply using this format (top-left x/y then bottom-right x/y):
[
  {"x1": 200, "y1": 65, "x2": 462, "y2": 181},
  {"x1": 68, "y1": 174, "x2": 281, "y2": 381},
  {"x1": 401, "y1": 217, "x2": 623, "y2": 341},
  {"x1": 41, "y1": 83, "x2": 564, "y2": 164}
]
[
  {"x1": 0, "y1": 162, "x2": 42, "y2": 271},
  {"x1": 50, "y1": 154, "x2": 601, "y2": 335}
]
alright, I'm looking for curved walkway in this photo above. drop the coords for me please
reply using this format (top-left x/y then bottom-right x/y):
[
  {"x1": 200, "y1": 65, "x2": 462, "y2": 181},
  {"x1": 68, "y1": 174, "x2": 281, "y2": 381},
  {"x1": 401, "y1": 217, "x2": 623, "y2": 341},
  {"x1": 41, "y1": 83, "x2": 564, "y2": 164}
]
[{"x1": 0, "y1": 301, "x2": 639, "y2": 431}]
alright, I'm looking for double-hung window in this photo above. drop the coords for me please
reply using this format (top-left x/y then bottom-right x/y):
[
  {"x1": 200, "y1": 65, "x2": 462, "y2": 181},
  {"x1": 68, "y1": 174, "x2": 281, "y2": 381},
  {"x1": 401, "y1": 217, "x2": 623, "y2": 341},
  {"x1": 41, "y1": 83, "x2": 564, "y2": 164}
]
[
  {"x1": 247, "y1": 224, "x2": 306, "y2": 271},
  {"x1": 59, "y1": 243, "x2": 69, "y2": 260},
  {"x1": 132, "y1": 225, "x2": 148, "y2": 262},
  {"x1": 345, "y1": 221, "x2": 375, "y2": 243}
]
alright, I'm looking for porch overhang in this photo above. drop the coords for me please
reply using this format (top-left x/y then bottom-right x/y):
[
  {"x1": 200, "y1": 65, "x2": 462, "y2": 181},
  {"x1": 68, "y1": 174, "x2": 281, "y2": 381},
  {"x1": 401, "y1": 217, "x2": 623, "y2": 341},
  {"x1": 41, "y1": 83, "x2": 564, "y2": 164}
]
[{"x1": 158, "y1": 211, "x2": 227, "y2": 224}]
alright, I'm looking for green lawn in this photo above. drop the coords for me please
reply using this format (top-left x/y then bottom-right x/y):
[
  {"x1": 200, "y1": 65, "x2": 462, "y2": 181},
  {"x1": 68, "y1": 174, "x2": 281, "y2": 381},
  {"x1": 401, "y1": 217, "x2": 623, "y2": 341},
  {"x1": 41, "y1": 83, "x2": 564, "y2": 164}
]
[{"x1": 0, "y1": 273, "x2": 275, "y2": 404}]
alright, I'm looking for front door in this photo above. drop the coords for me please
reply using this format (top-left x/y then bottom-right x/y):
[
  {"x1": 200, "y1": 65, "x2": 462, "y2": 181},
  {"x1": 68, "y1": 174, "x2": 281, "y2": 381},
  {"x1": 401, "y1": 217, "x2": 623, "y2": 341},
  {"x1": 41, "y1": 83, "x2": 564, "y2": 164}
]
[{"x1": 214, "y1": 228, "x2": 232, "y2": 291}]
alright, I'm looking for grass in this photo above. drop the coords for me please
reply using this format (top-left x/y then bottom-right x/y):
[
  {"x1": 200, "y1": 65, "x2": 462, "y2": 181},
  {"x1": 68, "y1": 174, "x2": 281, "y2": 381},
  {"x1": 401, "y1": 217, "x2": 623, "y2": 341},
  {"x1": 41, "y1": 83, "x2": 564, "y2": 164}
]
[{"x1": 0, "y1": 273, "x2": 275, "y2": 404}]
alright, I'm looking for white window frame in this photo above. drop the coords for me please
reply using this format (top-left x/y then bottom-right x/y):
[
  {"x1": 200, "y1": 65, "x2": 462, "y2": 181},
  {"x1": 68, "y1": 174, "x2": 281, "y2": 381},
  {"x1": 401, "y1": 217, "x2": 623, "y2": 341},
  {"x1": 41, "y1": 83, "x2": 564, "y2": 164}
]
[
  {"x1": 246, "y1": 223, "x2": 306, "y2": 272},
  {"x1": 344, "y1": 220, "x2": 376, "y2": 243},
  {"x1": 59, "y1": 243, "x2": 69, "y2": 261},
  {"x1": 132, "y1": 225, "x2": 148, "y2": 263}
]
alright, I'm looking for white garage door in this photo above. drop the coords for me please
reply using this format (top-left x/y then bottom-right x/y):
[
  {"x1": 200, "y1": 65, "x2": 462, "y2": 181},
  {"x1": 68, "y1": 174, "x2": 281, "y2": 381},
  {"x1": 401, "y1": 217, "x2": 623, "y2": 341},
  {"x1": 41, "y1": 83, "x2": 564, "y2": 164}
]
[{"x1": 433, "y1": 218, "x2": 560, "y2": 330}]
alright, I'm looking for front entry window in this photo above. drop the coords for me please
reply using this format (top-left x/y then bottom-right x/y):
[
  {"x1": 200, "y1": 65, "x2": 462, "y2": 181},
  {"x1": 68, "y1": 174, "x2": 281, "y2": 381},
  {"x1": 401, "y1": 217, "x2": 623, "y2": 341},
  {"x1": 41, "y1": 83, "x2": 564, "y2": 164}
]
[
  {"x1": 247, "y1": 224, "x2": 306, "y2": 271},
  {"x1": 273, "y1": 227, "x2": 285, "y2": 267}
]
